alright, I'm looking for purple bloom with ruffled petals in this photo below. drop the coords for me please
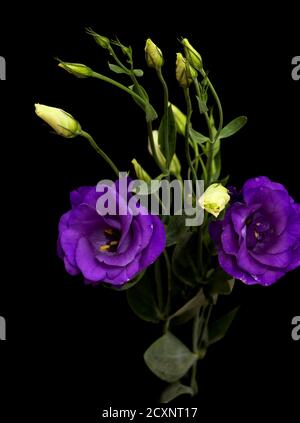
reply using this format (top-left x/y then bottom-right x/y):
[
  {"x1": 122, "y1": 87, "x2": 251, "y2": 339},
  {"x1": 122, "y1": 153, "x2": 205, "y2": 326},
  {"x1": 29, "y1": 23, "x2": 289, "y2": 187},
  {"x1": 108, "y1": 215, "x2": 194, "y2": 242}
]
[
  {"x1": 57, "y1": 177, "x2": 166, "y2": 285},
  {"x1": 210, "y1": 177, "x2": 300, "y2": 286}
]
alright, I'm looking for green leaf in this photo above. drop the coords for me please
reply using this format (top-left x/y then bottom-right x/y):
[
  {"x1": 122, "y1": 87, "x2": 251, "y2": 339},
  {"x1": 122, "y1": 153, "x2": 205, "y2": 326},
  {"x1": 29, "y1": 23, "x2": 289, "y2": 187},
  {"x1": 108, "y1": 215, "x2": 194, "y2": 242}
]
[
  {"x1": 160, "y1": 382, "x2": 194, "y2": 403},
  {"x1": 196, "y1": 95, "x2": 208, "y2": 114},
  {"x1": 207, "y1": 268, "x2": 235, "y2": 295},
  {"x1": 169, "y1": 289, "x2": 206, "y2": 325},
  {"x1": 208, "y1": 307, "x2": 239, "y2": 345},
  {"x1": 166, "y1": 215, "x2": 188, "y2": 247},
  {"x1": 128, "y1": 84, "x2": 157, "y2": 121},
  {"x1": 144, "y1": 332, "x2": 198, "y2": 383},
  {"x1": 129, "y1": 84, "x2": 149, "y2": 102},
  {"x1": 189, "y1": 128, "x2": 209, "y2": 145},
  {"x1": 145, "y1": 102, "x2": 158, "y2": 122},
  {"x1": 127, "y1": 271, "x2": 161, "y2": 322},
  {"x1": 133, "y1": 68, "x2": 144, "y2": 77},
  {"x1": 219, "y1": 116, "x2": 248, "y2": 139},
  {"x1": 158, "y1": 105, "x2": 176, "y2": 168},
  {"x1": 108, "y1": 62, "x2": 129, "y2": 75}
]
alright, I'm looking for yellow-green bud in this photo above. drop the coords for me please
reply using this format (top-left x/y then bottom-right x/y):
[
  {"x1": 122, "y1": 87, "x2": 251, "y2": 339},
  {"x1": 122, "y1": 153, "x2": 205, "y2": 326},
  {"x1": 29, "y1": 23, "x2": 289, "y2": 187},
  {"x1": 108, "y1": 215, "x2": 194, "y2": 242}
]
[
  {"x1": 58, "y1": 61, "x2": 93, "y2": 78},
  {"x1": 169, "y1": 103, "x2": 187, "y2": 136},
  {"x1": 148, "y1": 130, "x2": 181, "y2": 176},
  {"x1": 176, "y1": 53, "x2": 197, "y2": 88},
  {"x1": 131, "y1": 159, "x2": 151, "y2": 182},
  {"x1": 35, "y1": 104, "x2": 81, "y2": 138},
  {"x1": 145, "y1": 39, "x2": 163, "y2": 69},
  {"x1": 199, "y1": 183, "x2": 230, "y2": 217},
  {"x1": 86, "y1": 28, "x2": 110, "y2": 49},
  {"x1": 182, "y1": 38, "x2": 203, "y2": 71},
  {"x1": 169, "y1": 153, "x2": 181, "y2": 177}
]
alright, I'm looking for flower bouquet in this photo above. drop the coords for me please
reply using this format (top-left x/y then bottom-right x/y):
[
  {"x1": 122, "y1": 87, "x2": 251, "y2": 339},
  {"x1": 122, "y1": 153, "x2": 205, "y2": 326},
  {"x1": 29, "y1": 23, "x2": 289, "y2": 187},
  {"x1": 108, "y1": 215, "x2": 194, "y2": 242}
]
[{"x1": 35, "y1": 31, "x2": 300, "y2": 403}]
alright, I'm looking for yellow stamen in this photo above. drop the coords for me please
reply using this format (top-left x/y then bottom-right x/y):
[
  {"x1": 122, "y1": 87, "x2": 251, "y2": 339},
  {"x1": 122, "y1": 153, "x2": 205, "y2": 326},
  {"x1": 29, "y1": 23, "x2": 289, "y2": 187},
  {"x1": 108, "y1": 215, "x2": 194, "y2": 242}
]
[
  {"x1": 110, "y1": 241, "x2": 118, "y2": 246},
  {"x1": 104, "y1": 228, "x2": 114, "y2": 235},
  {"x1": 99, "y1": 244, "x2": 110, "y2": 251},
  {"x1": 254, "y1": 230, "x2": 259, "y2": 239}
]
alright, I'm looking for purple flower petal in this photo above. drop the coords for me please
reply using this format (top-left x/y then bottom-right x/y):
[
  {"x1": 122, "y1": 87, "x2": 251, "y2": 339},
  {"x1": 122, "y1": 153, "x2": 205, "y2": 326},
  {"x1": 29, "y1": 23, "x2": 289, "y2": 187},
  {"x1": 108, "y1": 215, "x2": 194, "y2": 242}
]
[
  {"x1": 210, "y1": 176, "x2": 300, "y2": 286},
  {"x1": 57, "y1": 178, "x2": 166, "y2": 285}
]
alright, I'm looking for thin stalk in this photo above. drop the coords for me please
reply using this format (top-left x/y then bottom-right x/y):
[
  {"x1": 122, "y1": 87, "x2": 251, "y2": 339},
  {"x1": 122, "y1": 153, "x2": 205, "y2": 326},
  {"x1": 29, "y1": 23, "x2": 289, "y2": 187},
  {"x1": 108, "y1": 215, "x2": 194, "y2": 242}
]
[
  {"x1": 191, "y1": 306, "x2": 201, "y2": 394},
  {"x1": 154, "y1": 258, "x2": 164, "y2": 314},
  {"x1": 81, "y1": 131, "x2": 119, "y2": 176},
  {"x1": 163, "y1": 250, "x2": 172, "y2": 316},
  {"x1": 157, "y1": 68, "x2": 171, "y2": 178},
  {"x1": 92, "y1": 71, "x2": 147, "y2": 107},
  {"x1": 200, "y1": 69, "x2": 223, "y2": 141},
  {"x1": 183, "y1": 88, "x2": 197, "y2": 190}
]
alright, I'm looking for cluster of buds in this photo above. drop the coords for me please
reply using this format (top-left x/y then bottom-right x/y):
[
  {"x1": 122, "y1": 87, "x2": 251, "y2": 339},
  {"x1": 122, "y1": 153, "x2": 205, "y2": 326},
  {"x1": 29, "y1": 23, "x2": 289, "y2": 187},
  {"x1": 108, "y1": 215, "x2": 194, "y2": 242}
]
[{"x1": 144, "y1": 37, "x2": 202, "y2": 87}]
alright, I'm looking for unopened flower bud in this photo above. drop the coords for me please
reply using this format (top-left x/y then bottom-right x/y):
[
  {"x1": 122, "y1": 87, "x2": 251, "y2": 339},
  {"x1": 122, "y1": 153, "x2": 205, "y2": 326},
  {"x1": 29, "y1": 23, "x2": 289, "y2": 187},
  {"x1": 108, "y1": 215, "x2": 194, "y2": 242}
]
[
  {"x1": 131, "y1": 159, "x2": 151, "y2": 182},
  {"x1": 35, "y1": 104, "x2": 81, "y2": 138},
  {"x1": 169, "y1": 103, "x2": 187, "y2": 136},
  {"x1": 182, "y1": 38, "x2": 203, "y2": 71},
  {"x1": 145, "y1": 39, "x2": 163, "y2": 69},
  {"x1": 58, "y1": 61, "x2": 93, "y2": 78},
  {"x1": 199, "y1": 183, "x2": 230, "y2": 217},
  {"x1": 148, "y1": 130, "x2": 181, "y2": 176},
  {"x1": 86, "y1": 28, "x2": 110, "y2": 49},
  {"x1": 176, "y1": 53, "x2": 197, "y2": 88}
]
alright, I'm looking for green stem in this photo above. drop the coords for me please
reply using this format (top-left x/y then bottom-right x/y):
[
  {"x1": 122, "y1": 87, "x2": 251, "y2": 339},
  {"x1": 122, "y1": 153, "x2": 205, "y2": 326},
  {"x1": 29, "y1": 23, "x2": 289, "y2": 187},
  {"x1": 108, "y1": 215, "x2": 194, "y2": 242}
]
[
  {"x1": 197, "y1": 303, "x2": 213, "y2": 351},
  {"x1": 108, "y1": 45, "x2": 130, "y2": 73},
  {"x1": 183, "y1": 88, "x2": 197, "y2": 190},
  {"x1": 191, "y1": 306, "x2": 201, "y2": 394},
  {"x1": 192, "y1": 138, "x2": 200, "y2": 174},
  {"x1": 163, "y1": 250, "x2": 172, "y2": 316},
  {"x1": 92, "y1": 71, "x2": 147, "y2": 107},
  {"x1": 154, "y1": 258, "x2": 164, "y2": 314},
  {"x1": 80, "y1": 131, "x2": 119, "y2": 176},
  {"x1": 193, "y1": 79, "x2": 214, "y2": 142},
  {"x1": 157, "y1": 68, "x2": 171, "y2": 176},
  {"x1": 193, "y1": 79, "x2": 215, "y2": 186},
  {"x1": 201, "y1": 70, "x2": 223, "y2": 141},
  {"x1": 198, "y1": 226, "x2": 204, "y2": 276}
]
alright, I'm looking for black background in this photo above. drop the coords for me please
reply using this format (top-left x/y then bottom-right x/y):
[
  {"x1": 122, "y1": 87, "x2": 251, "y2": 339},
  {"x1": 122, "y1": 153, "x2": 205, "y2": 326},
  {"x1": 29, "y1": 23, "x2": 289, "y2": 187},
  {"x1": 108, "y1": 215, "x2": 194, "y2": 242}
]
[{"x1": 1, "y1": 6, "x2": 299, "y2": 421}]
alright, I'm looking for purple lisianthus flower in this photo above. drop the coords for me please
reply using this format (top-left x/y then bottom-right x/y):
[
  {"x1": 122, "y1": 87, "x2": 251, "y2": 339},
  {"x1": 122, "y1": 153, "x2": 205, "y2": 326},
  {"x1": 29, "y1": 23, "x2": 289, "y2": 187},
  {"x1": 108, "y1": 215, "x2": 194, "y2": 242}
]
[
  {"x1": 57, "y1": 177, "x2": 166, "y2": 286},
  {"x1": 210, "y1": 177, "x2": 300, "y2": 286}
]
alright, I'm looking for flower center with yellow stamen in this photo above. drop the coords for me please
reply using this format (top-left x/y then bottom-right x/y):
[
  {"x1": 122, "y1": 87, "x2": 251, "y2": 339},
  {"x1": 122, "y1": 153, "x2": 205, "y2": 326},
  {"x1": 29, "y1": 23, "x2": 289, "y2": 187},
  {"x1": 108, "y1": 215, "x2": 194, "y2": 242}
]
[{"x1": 99, "y1": 228, "x2": 120, "y2": 252}]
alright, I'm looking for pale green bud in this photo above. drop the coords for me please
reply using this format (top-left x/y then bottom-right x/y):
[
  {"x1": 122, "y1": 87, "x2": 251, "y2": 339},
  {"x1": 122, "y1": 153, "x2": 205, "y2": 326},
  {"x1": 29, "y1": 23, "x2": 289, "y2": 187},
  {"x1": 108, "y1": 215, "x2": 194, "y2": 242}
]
[
  {"x1": 169, "y1": 153, "x2": 181, "y2": 177},
  {"x1": 148, "y1": 130, "x2": 181, "y2": 176},
  {"x1": 86, "y1": 28, "x2": 110, "y2": 49},
  {"x1": 199, "y1": 183, "x2": 230, "y2": 217},
  {"x1": 131, "y1": 159, "x2": 151, "y2": 182},
  {"x1": 176, "y1": 53, "x2": 197, "y2": 88},
  {"x1": 58, "y1": 61, "x2": 93, "y2": 78},
  {"x1": 182, "y1": 38, "x2": 203, "y2": 71},
  {"x1": 169, "y1": 103, "x2": 187, "y2": 136},
  {"x1": 145, "y1": 38, "x2": 164, "y2": 69},
  {"x1": 35, "y1": 104, "x2": 81, "y2": 138}
]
